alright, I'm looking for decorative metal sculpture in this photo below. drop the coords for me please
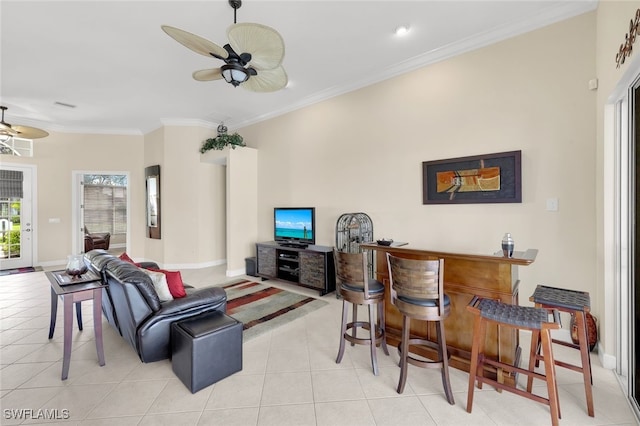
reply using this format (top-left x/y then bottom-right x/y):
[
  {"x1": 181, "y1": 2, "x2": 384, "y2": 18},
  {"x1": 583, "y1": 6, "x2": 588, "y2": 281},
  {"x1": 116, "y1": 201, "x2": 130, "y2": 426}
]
[{"x1": 616, "y1": 8, "x2": 640, "y2": 68}]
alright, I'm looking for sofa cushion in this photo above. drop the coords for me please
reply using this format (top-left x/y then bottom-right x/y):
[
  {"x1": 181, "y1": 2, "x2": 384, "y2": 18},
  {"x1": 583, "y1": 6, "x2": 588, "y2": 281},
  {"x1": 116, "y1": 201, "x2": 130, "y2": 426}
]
[
  {"x1": 150, "y1": 268, "x2": 187, "y2": 298},
  {"x1": 142, "y1": 269, "x2": 174, "y2": 302}
]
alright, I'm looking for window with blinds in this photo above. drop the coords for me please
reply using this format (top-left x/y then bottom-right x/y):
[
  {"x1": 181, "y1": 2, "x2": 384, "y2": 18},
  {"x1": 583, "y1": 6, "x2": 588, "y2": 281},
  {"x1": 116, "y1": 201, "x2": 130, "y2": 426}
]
[
  {"x1": 83, "y1": 177, "x2": 127, "y2": 235},
  {"x1": 0, "y1": 137, "x2": 33, "y2": 157}
]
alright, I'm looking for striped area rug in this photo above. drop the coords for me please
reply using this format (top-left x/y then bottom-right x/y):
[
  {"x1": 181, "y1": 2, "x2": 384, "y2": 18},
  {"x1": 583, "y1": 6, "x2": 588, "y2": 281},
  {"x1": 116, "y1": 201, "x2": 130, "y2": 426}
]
[{"x1": 221, "y1": 279, "x2": 329, "y2": 341}]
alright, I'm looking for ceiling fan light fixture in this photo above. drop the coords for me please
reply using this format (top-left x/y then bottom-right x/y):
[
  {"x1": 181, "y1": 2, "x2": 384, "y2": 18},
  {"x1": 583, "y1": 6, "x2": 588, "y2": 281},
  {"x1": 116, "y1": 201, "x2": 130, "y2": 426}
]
[
  {"x1": 162, "y1": 0, "x2": 286, "y2": 92},
  {"x1": 221, "y1": 63, "x2": 250, "y2": 86}
]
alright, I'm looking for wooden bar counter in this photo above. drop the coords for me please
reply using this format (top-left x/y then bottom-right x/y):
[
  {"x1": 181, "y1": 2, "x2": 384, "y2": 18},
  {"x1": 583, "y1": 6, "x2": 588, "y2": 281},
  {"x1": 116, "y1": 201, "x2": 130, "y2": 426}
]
[{"x1": 359, "y1": 242, "x2": 538, "y2": 386}]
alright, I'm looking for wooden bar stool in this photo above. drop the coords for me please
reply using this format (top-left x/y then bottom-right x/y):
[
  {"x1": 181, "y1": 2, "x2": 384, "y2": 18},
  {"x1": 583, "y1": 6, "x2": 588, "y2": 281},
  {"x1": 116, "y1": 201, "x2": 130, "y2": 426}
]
[
  {"x1": 334, "y1": 250, "x2": 389, "y2": 375},
  {"x1": 529, "y1": 285, "x2": 594, "y2": 417},
  {"x1": 467, "y1": 297, "x2": 561, "y2": 426},
  {"x1": 386, "y1": 254, "x2": 454, "y2": 404}
]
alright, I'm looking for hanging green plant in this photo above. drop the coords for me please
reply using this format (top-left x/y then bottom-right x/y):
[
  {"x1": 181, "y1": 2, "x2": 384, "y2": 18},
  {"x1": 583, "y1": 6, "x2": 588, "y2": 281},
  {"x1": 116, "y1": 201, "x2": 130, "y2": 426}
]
[{"x1": 200, "y1": 132, "x2": 245, "y2": 153}]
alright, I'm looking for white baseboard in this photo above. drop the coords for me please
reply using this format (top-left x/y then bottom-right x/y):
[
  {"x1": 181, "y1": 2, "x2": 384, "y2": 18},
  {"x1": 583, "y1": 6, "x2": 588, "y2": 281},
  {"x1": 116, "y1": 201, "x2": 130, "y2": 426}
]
[
  {"x1": 37, "y1": 259, "x2": 66, "y2": 268},
  {"x1": 159, "y1": 259, "x2": 226, "y2": 270},
  {"x1": 226, "y1": 267, "x2": 247, "y2": 277},
  {"x1": 599, "y1": 348, "x2": 617, "y2": 370}
]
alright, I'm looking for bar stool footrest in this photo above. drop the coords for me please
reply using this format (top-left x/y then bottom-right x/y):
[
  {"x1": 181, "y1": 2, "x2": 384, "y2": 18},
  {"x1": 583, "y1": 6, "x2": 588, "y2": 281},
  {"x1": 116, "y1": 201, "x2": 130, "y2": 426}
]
[
  {"x1": 397, "y1": 338, "x2": 449, "y2": 369},
  {"x1": 344, "y1": 321, "x2": 385, "y2": 346}
]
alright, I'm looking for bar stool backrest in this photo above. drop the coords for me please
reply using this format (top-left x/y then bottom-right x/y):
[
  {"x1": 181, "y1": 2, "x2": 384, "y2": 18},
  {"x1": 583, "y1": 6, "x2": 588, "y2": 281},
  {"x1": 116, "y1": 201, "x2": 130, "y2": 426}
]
[
  {"x1": 334, "y1": 250, "x2": 371, "y2": 297},
  {"x1": 387, "y1": 254, "x2": 445, "y2": 312}
]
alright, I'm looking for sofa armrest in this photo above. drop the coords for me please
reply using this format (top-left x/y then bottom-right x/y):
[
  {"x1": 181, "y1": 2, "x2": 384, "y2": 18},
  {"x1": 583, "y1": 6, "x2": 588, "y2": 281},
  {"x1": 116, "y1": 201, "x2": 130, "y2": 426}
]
[
  {"x1": 138, "y1": 261, "x2": 160, "y2": 270},
  {"x1": 84, "y1": 235, "x2": 95, "y2": 252}
]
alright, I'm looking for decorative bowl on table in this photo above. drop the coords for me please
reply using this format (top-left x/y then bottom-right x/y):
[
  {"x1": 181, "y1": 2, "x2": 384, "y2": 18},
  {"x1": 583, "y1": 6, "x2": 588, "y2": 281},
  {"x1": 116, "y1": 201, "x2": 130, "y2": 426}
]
[
  {"x1": 376, "y1": 239, "x2": 393, "y2": 246},
  {"x1": 65, "y1": 254, "x2": 88, "y2": 278}
]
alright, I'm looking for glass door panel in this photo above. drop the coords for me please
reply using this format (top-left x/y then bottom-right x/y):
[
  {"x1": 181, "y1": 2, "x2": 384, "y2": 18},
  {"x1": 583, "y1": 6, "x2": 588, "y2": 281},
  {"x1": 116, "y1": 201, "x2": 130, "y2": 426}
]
[{"x1": 0, "y1": 197, "x2": 22, "y2": 260}]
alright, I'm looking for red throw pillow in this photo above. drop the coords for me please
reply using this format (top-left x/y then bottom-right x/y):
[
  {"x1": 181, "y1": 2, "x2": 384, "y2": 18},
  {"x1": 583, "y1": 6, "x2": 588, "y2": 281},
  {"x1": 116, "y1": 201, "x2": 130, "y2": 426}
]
[
  {"x1": 150, "y1": 268, "x2": 187, "y2": 298},
  {"x1": 119, "y1": 252, "x2": 135, "y2": 263}
]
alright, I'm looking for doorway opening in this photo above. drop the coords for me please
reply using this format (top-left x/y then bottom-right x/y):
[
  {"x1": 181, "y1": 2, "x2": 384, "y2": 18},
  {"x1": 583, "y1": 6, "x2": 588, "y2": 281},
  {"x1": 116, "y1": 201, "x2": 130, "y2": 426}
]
[
  {"x1": 72, "y1": 171, "x2": 129, "y2": 256},
  {"x1": 0, "y1": 164, "x2": 35, "y2": 269}
]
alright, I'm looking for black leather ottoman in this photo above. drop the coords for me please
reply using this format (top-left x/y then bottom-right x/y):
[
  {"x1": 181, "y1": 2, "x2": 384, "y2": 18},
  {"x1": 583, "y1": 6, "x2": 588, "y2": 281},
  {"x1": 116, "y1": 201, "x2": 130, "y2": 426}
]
[{"x1": 171, "y1": 311, "x2": 243, "y2": 393}]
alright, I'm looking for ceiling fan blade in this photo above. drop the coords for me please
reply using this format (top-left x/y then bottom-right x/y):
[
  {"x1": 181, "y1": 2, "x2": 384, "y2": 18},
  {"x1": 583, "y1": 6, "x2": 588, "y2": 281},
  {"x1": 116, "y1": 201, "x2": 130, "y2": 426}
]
[
  {"x1": 242, "y1": 65, "x2": 288, "y2": 93},
  {"x1": 11, "y1": 125, "x2": 49, "y2": 139},
  {"x1": 193, "y1": 68, "x2": 223, "y2": 81},
  {"x1": 161, "y1": 25, "x2": 229, "y2": 59},
  {"x1": 227, "y1": 23, "x2": 285, "y2": 70}
]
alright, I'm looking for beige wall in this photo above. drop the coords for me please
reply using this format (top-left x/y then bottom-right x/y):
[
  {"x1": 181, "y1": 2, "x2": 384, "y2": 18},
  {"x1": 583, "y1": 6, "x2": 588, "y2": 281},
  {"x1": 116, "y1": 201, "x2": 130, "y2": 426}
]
[
  {"x1": 143, "y1": 125, "x2": 226, "y2": 267},
  {"x1": 227, "y1": 147, "x2": 258, "y2": 274},
  {"x1": 0, "y1": 124, "x2": 227, "y2": 269},
  {"x1": 240, "y1": 12, "x2": 597, "y2": 334},
  {"x1": 201, "y1": 146, "x2": 258, "y2": 275},
  {"x1": 1, "y1": 131, "x2": 145, "y2": 264}
]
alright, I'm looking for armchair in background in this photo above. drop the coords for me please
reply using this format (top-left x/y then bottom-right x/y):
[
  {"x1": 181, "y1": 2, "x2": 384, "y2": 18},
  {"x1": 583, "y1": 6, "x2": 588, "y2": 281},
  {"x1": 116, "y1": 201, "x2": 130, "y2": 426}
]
[{"x1": 84, "y1": 226, "x2": 111, "y2": 252}]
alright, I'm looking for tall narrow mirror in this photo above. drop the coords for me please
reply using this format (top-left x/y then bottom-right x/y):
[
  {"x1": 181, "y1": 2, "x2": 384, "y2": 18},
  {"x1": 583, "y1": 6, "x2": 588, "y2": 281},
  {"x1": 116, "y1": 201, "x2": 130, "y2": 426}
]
[{"x1": 145, "y1": 165, "x2": 161, "y2": 239}]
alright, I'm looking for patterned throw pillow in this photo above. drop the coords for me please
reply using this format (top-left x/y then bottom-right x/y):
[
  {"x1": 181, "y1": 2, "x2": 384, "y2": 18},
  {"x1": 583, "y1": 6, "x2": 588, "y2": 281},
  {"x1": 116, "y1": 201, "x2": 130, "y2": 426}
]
[{"x1": 141, "y1": 269, "x2": 174, "y2": 302}]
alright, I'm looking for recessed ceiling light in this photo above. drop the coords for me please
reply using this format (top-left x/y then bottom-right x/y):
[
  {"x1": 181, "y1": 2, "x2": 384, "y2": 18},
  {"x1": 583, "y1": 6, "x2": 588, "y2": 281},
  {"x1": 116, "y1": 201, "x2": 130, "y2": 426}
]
[{"x1": 394, "y1": 25, "x2": 410, "y2": 37}]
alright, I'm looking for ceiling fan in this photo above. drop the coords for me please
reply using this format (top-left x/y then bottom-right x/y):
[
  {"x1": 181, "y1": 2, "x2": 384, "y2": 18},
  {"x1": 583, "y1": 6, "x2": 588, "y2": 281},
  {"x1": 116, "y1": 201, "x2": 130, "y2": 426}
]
[
  {"x1": 0, "y1": 106, "x2": 49, "y2": 139},
  {"x1": 161, "y1": 0, "x2": 287, "y2": 92}
]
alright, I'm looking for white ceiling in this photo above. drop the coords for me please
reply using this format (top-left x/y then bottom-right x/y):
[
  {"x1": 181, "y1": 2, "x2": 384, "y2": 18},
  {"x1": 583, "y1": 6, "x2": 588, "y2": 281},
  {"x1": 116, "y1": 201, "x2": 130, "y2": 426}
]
[{"x1": 1, "y1": 0, "x2": 597, "y2": 136}]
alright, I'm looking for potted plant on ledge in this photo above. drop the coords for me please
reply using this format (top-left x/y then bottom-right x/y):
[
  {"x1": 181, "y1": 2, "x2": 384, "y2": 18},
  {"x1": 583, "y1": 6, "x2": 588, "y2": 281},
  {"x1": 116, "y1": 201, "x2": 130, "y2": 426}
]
[{"x1": 200, "y1": 123, "x2": 245, "y2": 153}]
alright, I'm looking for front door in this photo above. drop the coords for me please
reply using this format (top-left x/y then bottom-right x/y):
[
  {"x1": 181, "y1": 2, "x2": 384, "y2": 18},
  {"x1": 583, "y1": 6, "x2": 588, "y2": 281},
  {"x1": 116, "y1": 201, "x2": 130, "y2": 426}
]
[{"x1": 0, "y1": 165, "x2": 34, "y2": 269}]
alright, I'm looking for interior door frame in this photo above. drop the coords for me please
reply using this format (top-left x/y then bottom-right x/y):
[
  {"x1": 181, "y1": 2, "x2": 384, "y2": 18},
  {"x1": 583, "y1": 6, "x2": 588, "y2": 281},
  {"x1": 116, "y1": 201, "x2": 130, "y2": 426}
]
[
  {"x1": 0, "y1": 162, "x2": 37, "y2": 268},
  {"x1": 71, "y1": 170, "x2": 130, "y2": 255}
]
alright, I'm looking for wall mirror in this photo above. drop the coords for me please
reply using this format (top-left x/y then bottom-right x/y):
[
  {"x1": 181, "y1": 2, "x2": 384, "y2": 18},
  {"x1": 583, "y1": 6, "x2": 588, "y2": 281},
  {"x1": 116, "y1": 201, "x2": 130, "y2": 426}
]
[{"x1": 145, "y1": 165, "x2": 161, "y2": 239}]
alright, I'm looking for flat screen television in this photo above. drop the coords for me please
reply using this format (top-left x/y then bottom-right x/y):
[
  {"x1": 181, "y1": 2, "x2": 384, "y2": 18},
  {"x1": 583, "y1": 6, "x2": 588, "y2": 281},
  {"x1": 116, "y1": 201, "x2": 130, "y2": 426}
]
[{"x1": 274, "y1": 207, "x2": 315, "y2": 247}]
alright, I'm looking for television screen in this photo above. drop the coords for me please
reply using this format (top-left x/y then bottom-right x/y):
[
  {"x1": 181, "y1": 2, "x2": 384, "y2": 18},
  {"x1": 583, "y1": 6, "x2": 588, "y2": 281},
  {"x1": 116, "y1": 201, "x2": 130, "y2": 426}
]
[{"x1": 274, "y1": 207, "x2": 315, "y2": 245}]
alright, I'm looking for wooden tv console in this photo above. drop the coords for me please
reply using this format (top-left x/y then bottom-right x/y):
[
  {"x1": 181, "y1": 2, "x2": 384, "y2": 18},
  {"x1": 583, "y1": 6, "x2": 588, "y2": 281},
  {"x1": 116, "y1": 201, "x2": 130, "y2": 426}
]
[
  {"x1": 255, "y1": 241, "x2": 336, "y2": 296},
  {"x1": 359, "y1": 242, "x2": 538, "y2": 386}
]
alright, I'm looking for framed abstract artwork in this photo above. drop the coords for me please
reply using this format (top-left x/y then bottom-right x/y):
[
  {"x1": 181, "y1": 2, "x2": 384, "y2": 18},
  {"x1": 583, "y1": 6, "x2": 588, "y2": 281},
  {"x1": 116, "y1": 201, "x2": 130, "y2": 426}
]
[{"x1": 422, "y1": 150, "x2": 522, "y2": 204}]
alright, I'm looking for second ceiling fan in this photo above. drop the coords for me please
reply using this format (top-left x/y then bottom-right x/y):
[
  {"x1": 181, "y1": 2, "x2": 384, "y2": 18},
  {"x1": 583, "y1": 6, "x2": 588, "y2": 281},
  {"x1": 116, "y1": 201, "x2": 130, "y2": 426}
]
[
  {"x1": 0, "y1": 106, "x2": 49, "y2": 140},
  {"x1": 162, "y1": 0, "x2": 287, "y2": 92}
]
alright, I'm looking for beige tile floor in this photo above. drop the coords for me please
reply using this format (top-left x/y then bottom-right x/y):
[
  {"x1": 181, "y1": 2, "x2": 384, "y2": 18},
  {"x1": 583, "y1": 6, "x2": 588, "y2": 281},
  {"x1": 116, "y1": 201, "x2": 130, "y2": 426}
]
[{"x1": 1, "y1": 264, "x2": 638, "y2": 425}]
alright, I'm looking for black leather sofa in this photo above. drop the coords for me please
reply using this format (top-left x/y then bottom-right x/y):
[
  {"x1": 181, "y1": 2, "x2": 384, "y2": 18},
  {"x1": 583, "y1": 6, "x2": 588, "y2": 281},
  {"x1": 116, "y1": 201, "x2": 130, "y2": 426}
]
[{"x1": 85, "y1": 250, "x2": 228, "y2": 363}]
